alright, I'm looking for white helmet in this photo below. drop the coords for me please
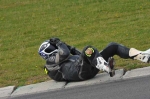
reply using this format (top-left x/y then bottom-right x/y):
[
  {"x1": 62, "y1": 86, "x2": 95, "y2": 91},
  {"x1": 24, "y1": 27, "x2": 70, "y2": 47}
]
[{"x1": 38, "y1": 40, "x2": 58, "y2": 59}]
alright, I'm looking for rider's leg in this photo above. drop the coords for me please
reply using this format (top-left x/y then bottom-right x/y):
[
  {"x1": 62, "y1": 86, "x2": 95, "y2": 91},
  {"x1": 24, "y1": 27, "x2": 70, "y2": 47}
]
[
  {"x1": 78, "y1": 46, "x2": 99, "y2": 80},
  {"x1": 100, "y1": 42, "x2": 150, "y2": 63},
  {"x1": 100, "y1": 42, "x2": 130, "y2": 61},
  {"x1": 80, "y1": 46, "x2": 112, "y2": 74}
]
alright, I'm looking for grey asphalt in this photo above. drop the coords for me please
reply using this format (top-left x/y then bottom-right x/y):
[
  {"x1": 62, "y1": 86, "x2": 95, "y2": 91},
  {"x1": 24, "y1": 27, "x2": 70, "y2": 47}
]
[
  {"x1": 9, "y1": 75, "x2": 150, "y2": 99},
  {"x1": 1, "y1": 66, "x2": 150, "y2": 99}
]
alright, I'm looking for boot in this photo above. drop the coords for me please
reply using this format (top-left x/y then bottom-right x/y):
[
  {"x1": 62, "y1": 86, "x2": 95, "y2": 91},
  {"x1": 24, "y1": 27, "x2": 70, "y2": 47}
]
[
  {"x1": 134, "y1": 49, "x2": 150, "y2": 63},
  {"x1": 96, "y1": 57, "x2": 112, "y2": 75},
  {"x1": 129, "y1": 48, "x2": 150, "y2": 63},
  {"x1": 108, "y1": 57, "x2": 115, "y2": 77}
]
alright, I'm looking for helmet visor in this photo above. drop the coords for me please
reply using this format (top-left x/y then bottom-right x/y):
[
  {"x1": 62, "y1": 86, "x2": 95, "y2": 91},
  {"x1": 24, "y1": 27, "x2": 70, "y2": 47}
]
[{"x1": 39, "y1": 41, "x2": 58, "y2": 59}]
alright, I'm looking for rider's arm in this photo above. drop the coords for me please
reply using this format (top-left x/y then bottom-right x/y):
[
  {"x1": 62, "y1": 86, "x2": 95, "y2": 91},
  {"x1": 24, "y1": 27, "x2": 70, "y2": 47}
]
[
  {"x1": 49, "y1": 37, "x2": 71, "y2": 63},
  {"x1": 44, "y1": 42, "x2": 70, "y2": 81},
  {"x1": 56, "y1": 41, "x2": 70, "y2": 62}
]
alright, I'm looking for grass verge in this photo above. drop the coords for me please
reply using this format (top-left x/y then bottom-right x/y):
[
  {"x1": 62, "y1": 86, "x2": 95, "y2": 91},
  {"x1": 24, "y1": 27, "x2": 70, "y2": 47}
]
[{"x1": 0, "y1": 0, "x2": 150, "y2": 87}]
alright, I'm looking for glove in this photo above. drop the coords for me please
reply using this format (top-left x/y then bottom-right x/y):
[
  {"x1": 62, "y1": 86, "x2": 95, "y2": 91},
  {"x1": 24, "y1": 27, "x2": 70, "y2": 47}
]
[{"x1": 49, "y1": 37, "x2": 60, "y2": 45}]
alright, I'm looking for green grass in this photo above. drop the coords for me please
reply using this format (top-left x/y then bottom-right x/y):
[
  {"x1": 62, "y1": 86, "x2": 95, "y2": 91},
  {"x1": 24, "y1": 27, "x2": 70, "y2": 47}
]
[{"x1": 0, "y1": 0, "x2": 150, "y2": 87}]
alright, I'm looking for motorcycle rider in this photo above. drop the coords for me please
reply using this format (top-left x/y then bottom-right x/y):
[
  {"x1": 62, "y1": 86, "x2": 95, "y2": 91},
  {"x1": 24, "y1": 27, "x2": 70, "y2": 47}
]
[{"x1": 38, "y1": 37, "x2": 150, "y2": 81}]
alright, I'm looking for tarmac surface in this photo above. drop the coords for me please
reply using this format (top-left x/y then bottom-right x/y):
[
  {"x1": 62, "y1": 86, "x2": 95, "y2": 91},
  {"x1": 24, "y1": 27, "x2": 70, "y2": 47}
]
[{"x1": 1, "y1": 66, "x2": 150, "y2": 99}]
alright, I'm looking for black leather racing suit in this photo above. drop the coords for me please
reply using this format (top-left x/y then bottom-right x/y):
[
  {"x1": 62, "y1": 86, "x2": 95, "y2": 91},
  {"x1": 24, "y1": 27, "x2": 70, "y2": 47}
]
[
  {"x1": 44, "y1": 42, "x2": 131, "y2": 81},
  {"x1": 44, "y1": 41, "x2": 100, "y2": 81}
]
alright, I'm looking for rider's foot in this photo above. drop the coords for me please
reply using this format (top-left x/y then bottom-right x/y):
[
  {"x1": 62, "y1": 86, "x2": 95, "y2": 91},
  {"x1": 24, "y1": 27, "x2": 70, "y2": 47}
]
[
  {"x1": 135, "y1": 49, "x2": 150, "y2": 63},
  {"x1": 109, "y1": 70, "x2": 115, "y2": 77},
  {"x1": 108, "y1": 57, "x2": 115, "y2": 77},
  {"x1": 96, "y1": 57, "x2": 111, "y2": 73},
  {"x1": 108, "y1": 57, "x2": 115, "y2": 70}
]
